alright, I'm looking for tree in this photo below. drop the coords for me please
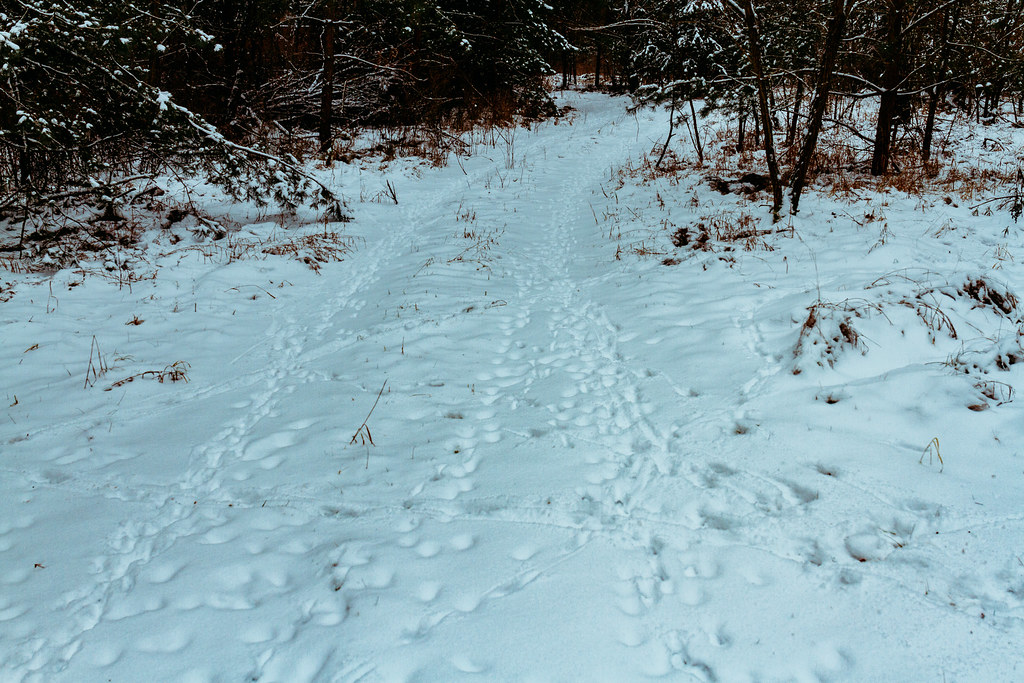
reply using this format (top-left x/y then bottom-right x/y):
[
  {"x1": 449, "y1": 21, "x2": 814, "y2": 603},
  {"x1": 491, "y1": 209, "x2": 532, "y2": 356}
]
[
  {"x1": 0, "y1": 0, "x2": 337, "y2": 215},
  {"x1": 319, "y1": 0, "x2": 337, "y2": 154},
  {"x1": 869, "y1": 0, "x2": 909, "y2": 175},
  {"x1": 728, "y1": 0, "x2": 783, "y2": 218},
  {"x1": 627, "y1": 0, "x2": 725, "y2": 165},
  {"x1": 790, "y1": 0, "x2": 852, "y2": 211}
]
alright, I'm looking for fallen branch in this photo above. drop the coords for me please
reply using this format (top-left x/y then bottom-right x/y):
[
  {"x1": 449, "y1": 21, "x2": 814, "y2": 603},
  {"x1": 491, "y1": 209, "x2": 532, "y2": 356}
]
[
  {"x1": 721, "y1": 227, "x2": 793, "y2": 242},
  {"x1": 106, "y1": 361, "x2": 190, "y2": 391}
]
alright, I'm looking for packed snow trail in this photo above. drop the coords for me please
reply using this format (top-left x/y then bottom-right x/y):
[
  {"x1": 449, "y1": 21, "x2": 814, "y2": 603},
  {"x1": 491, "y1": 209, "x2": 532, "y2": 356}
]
[{"x1": 2, "y1": 92, "x2": 1024, "y2": 681}]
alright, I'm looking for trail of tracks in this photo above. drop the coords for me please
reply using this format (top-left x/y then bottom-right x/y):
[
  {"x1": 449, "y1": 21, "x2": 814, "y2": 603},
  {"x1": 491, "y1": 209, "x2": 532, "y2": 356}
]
[{"x1": 4, "y1": 93, "x2": 1022, "y2": 682}]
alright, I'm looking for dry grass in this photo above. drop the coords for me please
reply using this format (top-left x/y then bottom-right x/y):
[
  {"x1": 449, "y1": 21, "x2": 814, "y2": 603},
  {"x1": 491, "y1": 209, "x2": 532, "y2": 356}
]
[
  {"x1": 901, "y1": 298, "x2": 958, "y2": 341},
  {"x1": 184, "y1": 227, "x2": 355, "y2": 273},
  {"x1": 959, "y1": 276, "x2": 1019, "y2": 317},
  {"x1": 83, "y1": 336, "x2": 110, "y2": 389},
  {"x1": 447, "y1": 227, "x2": 503, "y2": 271},
  {"x1": 262, "y1": 230, "x2": 355, "y2": 273},
  {"x1": 696, "y1": 100, "x2": 1024, "y2": 213},
  {"x1": 106, "y1": 360, "x2": 190, "y2": 391},
  {"x1": 454, "y1": 201, "x2": 477, "y2": 227},
  {"x1": 792, "y1": 299, "x2": 879, "y2": 371},
  {"x1": 611, "y1": 150, "x2": 690, "y2": 188},
  {"x1": 338, "y1": 99, "x2": 568, "y2": 169},
  {"x1": 678, "y1": 209, "x2": 791, "y2": 253},
  {"x1": 920, "y1": 437, "x2": 944, "y2": 472}
]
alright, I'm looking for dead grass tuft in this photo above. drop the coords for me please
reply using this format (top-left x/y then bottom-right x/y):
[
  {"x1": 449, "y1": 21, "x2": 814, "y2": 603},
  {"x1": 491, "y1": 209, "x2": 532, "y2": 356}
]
[
  {"x1": 680, "y1": 210, "x2": 791, "y2": 253},
  {"x1": 793, "y1": 299, "x2": 877, "y2": 371},
  {"x1": 262, "y1": 230, "x2": 355, "y2": 273},
  {"x1": 106, "y1": 361, "x2": 190, "y2": 391},
  {"x1": 959, "y1": 276, "x2": 1019, "y2": 318}
]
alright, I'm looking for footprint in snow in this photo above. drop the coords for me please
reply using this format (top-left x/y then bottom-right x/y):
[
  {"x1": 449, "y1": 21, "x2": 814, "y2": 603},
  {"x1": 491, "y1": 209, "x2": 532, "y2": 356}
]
[
  {"x1": 199, "y1": 525, "x2": 240, "y2": 545},
  {"x1": 416, "y1": 581, "x2": 442, "y2": 603},
  {"x1": 510, "y1": 544, "x2": 540, "y2": 561},
  {"x1": 677, "y1": 580, "x2": 704, "y2": 606},
  {"x1": 617, "y1": 621, "x2": 646, "y2": 647},
  {"x1": 134, "y1": 627, "x2": 192, "y2": 654},
  {"x1": 454, "y1": 593, "x2": 482, "y2": 613},
  {"x1": 615, "y1": 587, "x2": 644, "y2": 617},
  {"x1": 394, "y1": 516, "x2": 420, "y2": 533},
  {"x1": 436, "y1": 478, "x2": 474, "y2": 500},
  {"x1": 844, "y1": 532, "x2": 893, "y2": 563},
  {"x1": 415, "y1": 540, "x2": 441, "y2": 558},
  {"x1": 344, "y1": 564, "x2": 395, "y2": 590},
  {"x1": 450, "y1": 534, "x2": 475, "y2": 551},
  {"x1": 86, "y1": 642, "x2": 123, "y2": 667},
  {"x1": 240, "y1": 430, "x2": 300, "y2": 462},
  {"x1": 0, "y1": 600, "x2": 29, "y2": 622},
  {"x1": 239, "y1": 623, "x2": 277, "y2": 644},
  {"x1": 140, "y1": 559, "x2": 184, "y2": 585},
  {"x1": 452, "y1": 654, "x2": 489, "y2": 674}
]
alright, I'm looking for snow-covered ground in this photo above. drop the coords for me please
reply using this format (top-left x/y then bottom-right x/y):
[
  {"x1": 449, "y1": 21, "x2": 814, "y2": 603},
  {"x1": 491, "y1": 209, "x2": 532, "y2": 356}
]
[{"x1": 2, "y1": 92, "x2": 1024, "y2": 681}]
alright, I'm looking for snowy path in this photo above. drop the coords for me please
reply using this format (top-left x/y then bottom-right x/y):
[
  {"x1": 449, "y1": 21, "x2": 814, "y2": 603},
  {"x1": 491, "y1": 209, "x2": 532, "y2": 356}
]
[{"x1": 3, "y1": 93, "x2": 1024, "y2": 681}]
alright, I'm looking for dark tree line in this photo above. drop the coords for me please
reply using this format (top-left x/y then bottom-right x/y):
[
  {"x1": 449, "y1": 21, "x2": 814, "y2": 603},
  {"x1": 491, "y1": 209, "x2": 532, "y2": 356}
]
[
  {"x1": 593, "y1": 0, "x2": 1024, "y2": 214},
  {"x1": 0, "y1": 0, "x2": 568, "y2": 213},
  {"x1": 2, "y1": 0, "x2": 1024, "y2": 218}
]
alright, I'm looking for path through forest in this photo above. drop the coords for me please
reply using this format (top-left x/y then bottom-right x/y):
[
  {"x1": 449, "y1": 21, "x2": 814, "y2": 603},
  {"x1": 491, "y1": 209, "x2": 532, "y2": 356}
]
[{"x1": 2, "y1": 93, "x2": 1023, "y2": 681}]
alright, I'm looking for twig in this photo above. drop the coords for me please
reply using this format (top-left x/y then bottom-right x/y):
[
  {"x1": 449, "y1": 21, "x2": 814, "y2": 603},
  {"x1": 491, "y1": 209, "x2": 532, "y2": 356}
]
[
  {"x1": 84, "y1": 336, "x2": 108, "y2": 389},
  {"x1": 968, "y1": 195, "x2": 1016, "y2": 211},
  {"x1": 226, "y1": 285, "x2": 277, "y2": 299},
  {"x1": 350, "y1": 380, "x2": 388, "y2": 447},
  {"x1": 721, "y1": 227, "x2": 793, "y2": 242},
  {"x1": 105, "y1": 361, "x2": 190, "y2": 391},
  {"x1": 919, "y1": 437, "x2": 944, "y2": 473}
]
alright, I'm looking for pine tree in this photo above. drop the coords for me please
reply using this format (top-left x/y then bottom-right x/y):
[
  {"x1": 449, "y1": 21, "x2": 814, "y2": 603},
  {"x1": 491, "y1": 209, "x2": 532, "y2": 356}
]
[
  {"x1": 0, "y1": 1, "x2": 337, "y2": 215},
  {"x1": 625, "y1": 1, "x2": 727, "y2": 165}
]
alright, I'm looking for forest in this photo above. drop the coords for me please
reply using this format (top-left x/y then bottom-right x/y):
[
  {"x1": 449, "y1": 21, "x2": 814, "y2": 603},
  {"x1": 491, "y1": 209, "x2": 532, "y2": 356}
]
[{"x1": 3, "y1": 0, "x2": 1024, "y2": 228}]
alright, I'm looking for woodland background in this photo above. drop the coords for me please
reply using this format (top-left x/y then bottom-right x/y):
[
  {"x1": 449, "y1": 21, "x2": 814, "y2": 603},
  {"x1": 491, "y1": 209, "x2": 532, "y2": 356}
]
[{"x1": 2, "y1": 0, "x2": 1024, "y2": 221}]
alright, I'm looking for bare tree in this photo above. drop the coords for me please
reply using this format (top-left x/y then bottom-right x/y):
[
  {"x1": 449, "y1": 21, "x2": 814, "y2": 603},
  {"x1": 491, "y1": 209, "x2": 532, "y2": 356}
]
[
  {"x1": 319, "y1": 0, "x2": 337, "y2": 155},
  {"x1": 790, "y1": 0, "x2": 853, "y2": 211},
  {"x1": 870, "y1": 0, "x2": 908, "y2": 176},
  {"x1": 732, "y1": 0, "x2": 783, "y2": 218}
]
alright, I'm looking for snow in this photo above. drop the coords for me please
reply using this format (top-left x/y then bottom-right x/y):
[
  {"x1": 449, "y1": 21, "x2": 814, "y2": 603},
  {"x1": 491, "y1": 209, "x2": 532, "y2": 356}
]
[{"x1": 2, "y1": 92, "x2": 1024, "y2": 681}]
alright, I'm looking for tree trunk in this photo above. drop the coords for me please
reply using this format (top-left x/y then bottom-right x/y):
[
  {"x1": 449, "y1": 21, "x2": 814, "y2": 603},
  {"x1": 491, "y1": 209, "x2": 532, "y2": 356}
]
[
  {"x1": 984, "y1": 79, "x2": 1004, "y2": 120},
  {"x1": 872, "y1": 94, "x2": 898, "y2": 176},
  {"x1": 226, "y1": 68, "x2": 245, "y2": 127},
  {"x1": 318, "y1": 0, "x2": 337, "y2": 156},
  {"x1": 871, "y1": 0, "x2": 906, "y2": 176},
  {"x1": 787, "y1": 78, "x2": 804, "y2": 146},
  {"x1": 752, "y1": 102, "x2": 761, "y2": 146},
  {"x1": 688, "y1": 98, "x2": 704, "y2": 163},
  {"x1": 18, "y1": 147, "x2": 30, "y2": 185},
  {"x1": 738, "y1": 0, "x2": 783, "y2": 219},
  {"x1": 922, "y1": 87, "x2": 940, "y2": 162},
  {"x1": 922, "y1": 4, "x2": 955, "y2": 162},
  {"x1": 595, "y1": 44, "x2": 602, "y2": 89},
  {"x1": 657, "y1": 99, "x2": 677, "y2": 169},
  {"x1": 790, "y1": 0, "x2": 849, "y2": 212}
]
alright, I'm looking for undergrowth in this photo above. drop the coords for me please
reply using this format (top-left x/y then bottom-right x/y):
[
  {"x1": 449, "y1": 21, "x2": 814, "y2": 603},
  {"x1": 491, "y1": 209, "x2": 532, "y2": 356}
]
[{"x1": 792, "y1": 272, "x2": 1024, "y2": 409}]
